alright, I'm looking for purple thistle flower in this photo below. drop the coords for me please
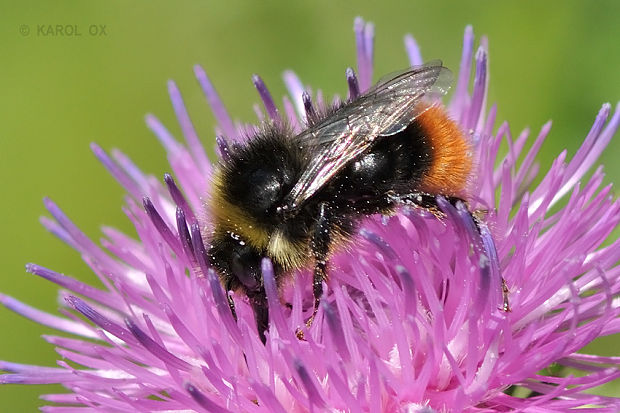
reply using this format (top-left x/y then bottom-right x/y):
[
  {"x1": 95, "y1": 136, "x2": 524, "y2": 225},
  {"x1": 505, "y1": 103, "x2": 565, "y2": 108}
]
[{"x1": 2, "y1": 17, "x2": 620, "y2": 411}]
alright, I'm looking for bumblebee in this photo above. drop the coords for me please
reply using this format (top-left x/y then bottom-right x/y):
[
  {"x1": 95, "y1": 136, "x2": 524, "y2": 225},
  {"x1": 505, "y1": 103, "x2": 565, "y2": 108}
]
[{"x1": 207, "y1": 61, "x2": 478, "y2": 342}]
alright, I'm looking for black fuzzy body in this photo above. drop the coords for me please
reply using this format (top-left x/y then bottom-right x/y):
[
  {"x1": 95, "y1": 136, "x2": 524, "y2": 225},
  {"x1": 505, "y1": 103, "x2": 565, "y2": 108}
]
[{"x1": 207, "y1": 122, "x2": 433, "y2": 339}]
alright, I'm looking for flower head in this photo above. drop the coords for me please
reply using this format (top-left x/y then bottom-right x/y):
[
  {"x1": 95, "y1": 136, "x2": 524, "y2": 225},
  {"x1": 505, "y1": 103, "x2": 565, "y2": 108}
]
[{"x1": 2, "y1": 17, "x2": 620, "y2": 411}]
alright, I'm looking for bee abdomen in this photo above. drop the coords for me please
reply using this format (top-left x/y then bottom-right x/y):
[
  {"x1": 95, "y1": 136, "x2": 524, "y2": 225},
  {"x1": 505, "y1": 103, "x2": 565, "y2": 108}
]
[{"x1": 415, "y1": 106, "x2": 472, "y2": 196}]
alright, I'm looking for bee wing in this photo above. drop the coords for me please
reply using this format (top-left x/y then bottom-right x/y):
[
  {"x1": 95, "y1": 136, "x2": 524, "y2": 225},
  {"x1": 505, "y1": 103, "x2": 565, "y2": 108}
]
[{"x1": 283, "y1": 61, "x2": 452, "y2": 210}]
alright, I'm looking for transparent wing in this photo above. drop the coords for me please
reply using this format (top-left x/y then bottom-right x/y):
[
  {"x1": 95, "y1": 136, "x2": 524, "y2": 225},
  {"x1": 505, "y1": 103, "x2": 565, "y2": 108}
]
[{"x1": 282, "y1": 61, "x2": 452, "y2": 210}]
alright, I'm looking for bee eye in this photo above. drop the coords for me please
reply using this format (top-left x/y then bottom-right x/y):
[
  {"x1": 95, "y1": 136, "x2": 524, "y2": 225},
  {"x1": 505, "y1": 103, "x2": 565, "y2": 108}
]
[{"x1": 231, "y1": 251, "x2": 260, "y2": 291}]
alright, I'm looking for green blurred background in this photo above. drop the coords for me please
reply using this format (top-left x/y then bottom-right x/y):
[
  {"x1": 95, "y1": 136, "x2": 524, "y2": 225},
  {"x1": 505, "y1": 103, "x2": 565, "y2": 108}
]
[{"x1": 1, "y1": 1, "x2": 620, "y2": 409}]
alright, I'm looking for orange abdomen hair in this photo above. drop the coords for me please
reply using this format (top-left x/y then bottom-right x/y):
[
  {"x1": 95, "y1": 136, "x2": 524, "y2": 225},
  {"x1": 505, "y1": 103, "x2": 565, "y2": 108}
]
[{"x1": 416, "y1": 106, "x2": 472, "y2": 196}]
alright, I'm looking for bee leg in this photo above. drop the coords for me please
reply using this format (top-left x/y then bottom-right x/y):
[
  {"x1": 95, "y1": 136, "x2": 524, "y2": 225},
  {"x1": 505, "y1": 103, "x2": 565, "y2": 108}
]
[
  {"x1": 224, "y1": 274, "x2": 269, "y2": 343},
  {"x1": 385, "y1": 190, "x2": 427, "y2": 208},
  {"x1": 501, "y1": 277, "x2": 511, "y2": 312},
  {"x1": 248, "y1": 289, "x2": 269, "y2": 344},
  {"x1": 224, "y1": 278, "x2": 238, "y2": 322},
  {"x1": 386, "y1": 191, "x2": 454, "y2": 213},
  {"x1": 307, "y1": 202, "x2": 332, "y2": 328},
  {"x1": 454, "y1": 197, "x2": 511, "y2": 313}
]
